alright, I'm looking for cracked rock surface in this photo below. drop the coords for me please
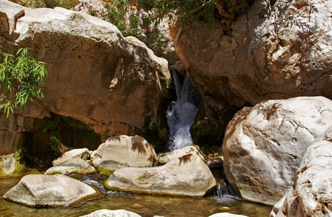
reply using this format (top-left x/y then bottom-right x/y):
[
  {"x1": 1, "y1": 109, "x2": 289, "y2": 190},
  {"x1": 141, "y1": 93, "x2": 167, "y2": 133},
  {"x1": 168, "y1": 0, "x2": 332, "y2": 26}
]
[
  {"x1": 222, "y1": 96, "x2": 332, "y2": 206},
  {"x1": 172, "y1": 0, "x2": 332, "y2": 109},
  {"x1": 271, "y1": 125, "x2": 332, "y2": 216}
]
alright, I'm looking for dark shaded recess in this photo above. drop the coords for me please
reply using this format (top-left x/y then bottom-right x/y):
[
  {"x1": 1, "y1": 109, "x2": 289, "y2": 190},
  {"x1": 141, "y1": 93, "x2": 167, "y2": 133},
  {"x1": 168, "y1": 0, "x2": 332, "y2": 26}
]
[{"x1": 18, "y1": 114, "x2": 101, "y2": 171}]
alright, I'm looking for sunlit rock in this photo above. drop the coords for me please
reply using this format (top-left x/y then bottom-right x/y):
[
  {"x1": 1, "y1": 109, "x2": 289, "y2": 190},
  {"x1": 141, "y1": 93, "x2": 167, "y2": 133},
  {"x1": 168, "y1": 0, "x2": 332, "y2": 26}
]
[
  {"x1": 0, "y1": 153, "x2": 15, "y2": 174},
  {"x1": 105, "y1": 151, "x2": 216, "y2": 197},
  {"x1": 157, "y1": 145, "x2": 205, "y2": 165},
  {"x1": 172, "y1": 0, "x2": 332, "y2": 110},
  {"x1": 3, "y1": 174, "x2": 97, "y2": 206},
  {"x1": 0, "y1": 0, "x2": 170, "y2": 152},
  {"x1": 209, "y1": 213, "x2": 248, "y2": 217},
  {"x1": 270, "y1": 125, "x2": 332, "y2": 217},
  {"x1": 52, "y1": 148, "x2": 91, "y2": 166},
  {"x1": 0, "y1": 151, "x2": 32, "y2": 176},
  {"x1": 80, "y1": 209, "x2": 141, "y2": 217},
  {"x1": 45, "y1": 148, "x2": 96, "y2": 175},
  {"x1": 91, "y1": 135, "x2": 157, "y2": 175},
  {"x1": 223, "y1": 96, "x2": 332, "y2": 205}
]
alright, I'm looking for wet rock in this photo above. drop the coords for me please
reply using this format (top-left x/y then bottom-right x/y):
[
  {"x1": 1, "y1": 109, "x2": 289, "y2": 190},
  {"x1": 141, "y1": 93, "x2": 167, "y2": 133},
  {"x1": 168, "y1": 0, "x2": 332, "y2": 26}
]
[
  {"x1": 92, "y1": 135, "x2": 157, "y2": 175},
  {"x1": 105, "y1": 151, "x2": 216, "y2": 197},
  {"x1": 80, "y1": 209, "x2": 141, "y2": 217},
  {"x1": 157, "y1": 145, "x2": 205, "y2": 165},
  {"x1": 223, "y1": 96, "x2": 332, "y2": 205},
  {"x1": 270, "y1": 125, "x2": 332, "y2": 217},
  {"x1": 3, "y1": 174, "x2": 97, "y2": 206}
]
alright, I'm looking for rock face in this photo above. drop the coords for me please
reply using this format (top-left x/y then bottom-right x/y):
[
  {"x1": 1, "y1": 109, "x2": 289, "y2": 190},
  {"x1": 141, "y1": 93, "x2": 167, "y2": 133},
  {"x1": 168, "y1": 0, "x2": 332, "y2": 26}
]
[
  {"x1": 172, "y1": 0, "x2": 332, "y2": 109},
  {"x1": 222, "y1": 96, "x2": 332, "y2": 205},
  {"x1": 270, "y1": 126, "x2": 332, "y2": 217},
  {"x1": 92, "y1": 135, "x2": 157, "y2": 174},
  {"x1": 105, "y1": 151, "x2": 216, "y2": 197},
  {"x1": 3, "y1": 174, "x2": 97, "y2": 206},
  {"x1": 80, "y1": 209, "x2": 141, "y2": 217},
  {"x1": 0, "y1": 0, "x2": 170, "y2": 152}
]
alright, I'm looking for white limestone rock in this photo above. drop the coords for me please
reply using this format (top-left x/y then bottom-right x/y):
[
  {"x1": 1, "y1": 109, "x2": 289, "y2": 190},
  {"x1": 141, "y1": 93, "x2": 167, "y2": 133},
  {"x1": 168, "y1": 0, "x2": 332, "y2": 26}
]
[
  {"x1": 52, "y1": 148, "x2": 91, "y2": 166},
  {"x1": 223, "y1": 96, "x2": 332, "y2": 205},
  {"x1": 3, "y1": 174, "x2": 97, "y2": 206},
  {"x1": 105, "y1": 151, "x2": 216, "y2": 197},
  {"x1": 157, "y1": 145, "x2": 205, "y2": 165},
  {"x1": 80, "y1": 209, "x2": 141, "y2": 217},
  {"x1": 92, "y1": 135, "x2": 157, "y2": 175},
  {"x1": 270, "y1": 125, "x2": 332, "y2": 217},
  {"x1": 45, "y1": 148, "x2": 96, "y2": 175}
]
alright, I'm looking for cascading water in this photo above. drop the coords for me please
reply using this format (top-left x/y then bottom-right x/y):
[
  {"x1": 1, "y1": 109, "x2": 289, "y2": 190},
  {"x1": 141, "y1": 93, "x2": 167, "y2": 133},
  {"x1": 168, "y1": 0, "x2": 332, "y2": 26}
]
[{"x1": 166, "y1": 69, "x2": 200, "y2": 151}]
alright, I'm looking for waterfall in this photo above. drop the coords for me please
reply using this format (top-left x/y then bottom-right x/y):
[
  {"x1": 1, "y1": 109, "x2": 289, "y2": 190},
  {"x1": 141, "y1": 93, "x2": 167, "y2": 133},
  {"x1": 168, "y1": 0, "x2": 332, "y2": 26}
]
[{"x1": 166, "y1": 69, "x2": 199, "y2": 151}]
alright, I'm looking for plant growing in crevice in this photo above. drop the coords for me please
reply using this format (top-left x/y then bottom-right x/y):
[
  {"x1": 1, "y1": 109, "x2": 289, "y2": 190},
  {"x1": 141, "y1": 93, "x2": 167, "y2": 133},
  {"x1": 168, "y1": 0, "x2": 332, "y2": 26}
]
[{"x1": 0, "y1": 48, "x2": 48, "y2": 117}]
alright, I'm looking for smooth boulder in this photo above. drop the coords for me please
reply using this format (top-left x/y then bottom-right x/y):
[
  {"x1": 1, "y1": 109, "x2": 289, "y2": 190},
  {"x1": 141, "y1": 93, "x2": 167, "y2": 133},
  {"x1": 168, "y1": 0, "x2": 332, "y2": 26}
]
[
  {"x1": 105, "y1": 151, "x2": 216, "y2": 197},
  {"x1": 270, "y1": 126, "x2": 332, "y2": 217},
  {"x1": 223, "y1": 96, "x2": 332, "y2": 205},
  {"x1": 3, "y1": 174, "x2": 97, "y2": 206},
  {"x1": 80, "y1": 209, "x2": 141, "y2": 217},
  {"x1": 92, "y1": 135, "x2": 157, "y2": 174},
  {"x1": 45, "y1": 148, "x2": 96, "y2": 175}
]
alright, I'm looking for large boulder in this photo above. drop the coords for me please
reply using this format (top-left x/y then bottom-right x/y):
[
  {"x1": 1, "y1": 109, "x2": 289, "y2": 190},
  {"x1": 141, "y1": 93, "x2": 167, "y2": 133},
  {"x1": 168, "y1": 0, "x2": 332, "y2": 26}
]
[
  {"x1": 0, "y1": 0, "x2": 170, "y2": 151},
  {"x1": 105, "y1": 151, "x2": 216, "y2": 197},
  {"x1": 91, "y1": 135, "x2": 157, "y2": 175},
  {"x1": 222, "y1": 96, "x2": 332, "y2": 205},
  {"x1": 172, "y1": 0, "x2": 332, "y2": 109},
  {"x1": 3, "y1": 174, "x2": 97, "y2": 206},
  {"x1": 270, "y1": 126, "x2": 332, "y2": 217},
  {"x1": 80, "y1": 209, "x2": 141, "y2": 217}
]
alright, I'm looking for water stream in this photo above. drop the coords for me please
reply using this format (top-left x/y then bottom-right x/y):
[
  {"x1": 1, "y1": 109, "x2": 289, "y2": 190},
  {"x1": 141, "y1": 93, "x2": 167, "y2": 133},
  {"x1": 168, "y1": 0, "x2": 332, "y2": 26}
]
[
  {"x1": 166, "y1": 69, "x2": 200, "y2": 151},
  {"x1": 0, "y1": 177, "x2": 271, "y2": 217}
]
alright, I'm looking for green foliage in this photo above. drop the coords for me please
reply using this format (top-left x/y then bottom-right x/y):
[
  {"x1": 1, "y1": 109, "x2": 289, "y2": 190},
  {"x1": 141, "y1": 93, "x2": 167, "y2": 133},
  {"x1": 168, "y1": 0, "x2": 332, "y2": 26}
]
[
  {"x1": 104, "y1": 0, "x2": 165, "y2": 54},
  {"x1": 42, "y1": 114, "x2": 99, "y2": 139},
  {"x1": 30, "y1": 0, "x2": 77, "y2": 9},
  {"x1": 48, "y1": 136, "x2": 61, "y2": 152},
  {"x1": 0, "y1": 48, "x2": 48, "y2": 117}
]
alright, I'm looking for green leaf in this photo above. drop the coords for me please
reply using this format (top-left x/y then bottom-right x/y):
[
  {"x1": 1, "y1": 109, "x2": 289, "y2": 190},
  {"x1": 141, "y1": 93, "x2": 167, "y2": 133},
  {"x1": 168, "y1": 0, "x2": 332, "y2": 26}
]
[{"x1": 0, "y1": 48, "x2": 48, "y2": 117}]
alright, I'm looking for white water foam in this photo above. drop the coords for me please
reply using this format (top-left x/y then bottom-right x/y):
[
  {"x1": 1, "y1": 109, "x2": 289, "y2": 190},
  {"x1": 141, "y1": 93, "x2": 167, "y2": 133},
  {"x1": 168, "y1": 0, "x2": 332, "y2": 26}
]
[{"x1": 166, "y1": 70, "x2": 199, "y2": 151}]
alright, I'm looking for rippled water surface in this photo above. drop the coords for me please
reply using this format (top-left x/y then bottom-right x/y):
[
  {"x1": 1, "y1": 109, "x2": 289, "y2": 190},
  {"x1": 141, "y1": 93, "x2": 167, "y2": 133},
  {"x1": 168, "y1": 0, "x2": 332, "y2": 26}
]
[{"x1": 0, "y1": 177, "x2": 271, "y2": 217}]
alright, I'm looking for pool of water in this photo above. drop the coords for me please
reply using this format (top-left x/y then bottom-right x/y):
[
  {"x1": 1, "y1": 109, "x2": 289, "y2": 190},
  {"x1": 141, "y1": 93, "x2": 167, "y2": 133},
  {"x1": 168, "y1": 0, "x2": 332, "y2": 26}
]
[{"x1": 0, "y1": 177, "x2": 271, "y2": 217}]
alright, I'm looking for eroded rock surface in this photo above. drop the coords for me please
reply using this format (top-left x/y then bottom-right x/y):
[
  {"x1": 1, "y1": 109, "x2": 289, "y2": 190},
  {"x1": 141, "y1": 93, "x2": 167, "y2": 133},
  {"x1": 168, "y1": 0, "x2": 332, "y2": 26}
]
[
  {"x1": 270, "y1": 126, "x2": 332, "y2": 217},
  {"x1": 223, "y1": 96, "x2": 332, "y2": 205},
  {"x1": 172, "y1": 0, "x2": 332, "y2": 109},
  {"x1": 3, "y1": 174, "x2": 97, "y2": 206},
  {"x1": 92, "y1": 135, "x2": 157, "y2": 174},
  {"x1": 0, "y1": 0, "x2": 170, "y2": 151},
  {"x1": 105, "y1": 151, "x2": 216, "y2": 197},
  {"x1": 157, "y1": 145, "x2": 205, "y2": 165}
]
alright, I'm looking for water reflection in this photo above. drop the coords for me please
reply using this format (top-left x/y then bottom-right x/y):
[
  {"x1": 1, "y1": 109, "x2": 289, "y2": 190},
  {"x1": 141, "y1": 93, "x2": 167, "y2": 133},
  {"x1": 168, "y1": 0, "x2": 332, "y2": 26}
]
[{"x1": 0, "y1": 177, "x2": 271, "y2": 217}]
